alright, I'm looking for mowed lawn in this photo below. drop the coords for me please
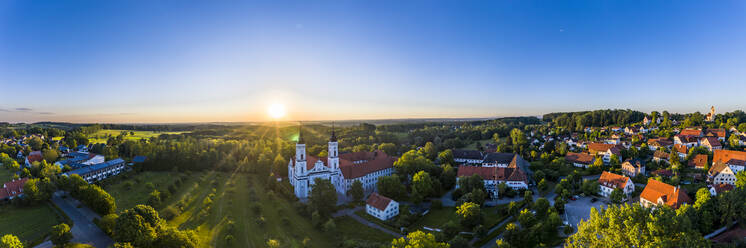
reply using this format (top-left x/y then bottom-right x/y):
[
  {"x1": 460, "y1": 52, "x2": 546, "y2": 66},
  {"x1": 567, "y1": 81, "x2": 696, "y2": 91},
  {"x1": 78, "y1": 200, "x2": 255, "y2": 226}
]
[
  {"x1": 0, "y1": 168, "x2": 18, "y2": 182},
  {"x1": 0, "y1": 204, "x2": 61, "y2": 244},
  {"x1": 106, "y1": 171, "x2": 342, "y2": 247},
  {"x1": 88, "y1": 129, "x2": 187, "y2": 144},
  {"x1": 411, "y1": 205, "x2": 506, "y2": 231}
]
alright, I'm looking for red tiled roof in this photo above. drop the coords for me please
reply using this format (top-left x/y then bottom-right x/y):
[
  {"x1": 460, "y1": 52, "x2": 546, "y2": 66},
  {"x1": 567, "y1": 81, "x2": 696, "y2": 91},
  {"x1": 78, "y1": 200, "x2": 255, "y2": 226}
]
[
  {"x1": 648, "y1": 138, "x2": 673, "y2": 147},
  {"x1": 673, "y1": 144, "x2": 688, "y2": 154},
  {"x1": 588, "y1": 143, "x2": 615, "y2": 154},
  {"x1": 366, "y1": 192, "x2": 393, "y2": 211},
  {"x1": 27, "y1": 151, "x2": 43, "y2": 164},
  {"x1": 457, "y1": 165, "x2": 528, "y2": 183},
  {"x1": 680, "y1": 129, "x2": 703, "y2": 137},
  {"x1": 653, "y1": 150, "x2": 669, "y2": 159},
  {"x1": 565, "y1": 152, "x2": 594, "y2": 164},
  {"x1": 701, "y1": 137, "x2": 722, "y2": 148},
  {"x1": 712, "y1": 183, "x2": 734, "y2": 195},
  {"x1": 675, "y1": 135, "x2": 699, "y2": 143},
  {"x1": 640, "y1": 179, "x2": 691, "y2": 209},
  {"x1": 338, "y1": 150, "x2": 396, "y2": 179},
  {"x1": 598, "y1": 171, "x2": 630, "y2": 189},
  {"x1": 713, "y1": 150, "x2": 746, "y2": 164},
  {"x1": 706, "y1": 129, "x2": 726, "y2": 138},
  {"x1": 689, "y1": 154, "x2": 707, "y2": 168},
  {"x1": 0, "y1": 178, "x2": 29, "y2": 200}
]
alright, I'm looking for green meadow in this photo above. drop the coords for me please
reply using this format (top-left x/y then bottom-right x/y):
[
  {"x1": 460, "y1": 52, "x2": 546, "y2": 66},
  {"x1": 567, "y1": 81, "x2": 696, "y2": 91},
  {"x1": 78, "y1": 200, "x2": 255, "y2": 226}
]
[{"x1": 88, "y1": 129, "x2": 187, "y2": 144}]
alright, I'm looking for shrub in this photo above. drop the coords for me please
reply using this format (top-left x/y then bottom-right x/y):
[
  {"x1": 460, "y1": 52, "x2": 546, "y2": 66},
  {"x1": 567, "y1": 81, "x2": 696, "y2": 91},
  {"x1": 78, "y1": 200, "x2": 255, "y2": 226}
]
[
  {"x1": 162, "y1": 206, "x2": 180, "y2": 220},
  {"x1": 256, "y1": 216, "x2": 266, "y2": 226}
]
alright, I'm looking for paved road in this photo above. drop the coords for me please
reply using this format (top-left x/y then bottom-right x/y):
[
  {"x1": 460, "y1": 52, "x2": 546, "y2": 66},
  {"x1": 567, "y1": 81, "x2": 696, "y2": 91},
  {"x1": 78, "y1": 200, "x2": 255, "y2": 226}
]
[
  {"x1": 36, "y1": 192, "x2": 113, "y2": 248},
  {"x1": 333, "y1": 206, "x2": 404, "y2": 238}
]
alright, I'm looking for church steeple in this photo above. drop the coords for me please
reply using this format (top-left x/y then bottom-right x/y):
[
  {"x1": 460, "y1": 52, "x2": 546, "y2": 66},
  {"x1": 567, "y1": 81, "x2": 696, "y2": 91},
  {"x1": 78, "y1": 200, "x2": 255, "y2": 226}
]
[
  {"x1": 329, "y1": 122, "x2": 337, "y2": 142},
  {"x1": 297, "y1": 123, "x2": 305, "y2": 144}
]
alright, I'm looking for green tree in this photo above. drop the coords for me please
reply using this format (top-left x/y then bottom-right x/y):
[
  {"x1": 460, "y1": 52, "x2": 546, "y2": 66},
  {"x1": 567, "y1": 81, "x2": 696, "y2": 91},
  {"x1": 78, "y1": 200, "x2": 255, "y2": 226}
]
[
  {"x1": 349, "y1": 180, "x2": 364, "y2": 203},
  {"x1": 0, "y1": 234, "x2": 23, "y2": 248},
  {"x1": 272, "y1": 154, "x2": 287, "y2": 177},
  {"x1": 377, "y1": 175, "x2": 407, "y2": 201},
  {"x1": 456, "y1": 202, "x2": 483, "y2": 229},
  {"x1": 609, "y1": 188, "x2": 624, "y2": 204},
  {"x1": 51, "y1": 223, "x2": 73, "y2": 246},
  {"x1": 309, "y1": 178, "x2": 337, "y2": 217},
  {"x1": 537, "y1": 179, "x2": 548, "y2": 193},
  {"x1": 437, "y1": 149, "x2": 454, "y2": 165},
  {"x1": 412, "y1": 171, "x2": 434, "y2": 203},
  {"x1": 581, "y1": 179, "x2": 599, "y2": 196},
  {"x1": 440, "y1": 164, "x2": 457, "y2": 190},
  {"x1": 394, "y1": 150, "x2": 437, "y2": 178},
  {"x1": 736, "y1": 171, "x2": 746, "y2": 189},
  {"x1": 523, "y1": 190, "x2": 533, "y2": 207},
  {"x1": 510, "y1": 128, "x2": 528, "y2": 153},
  {"x1": 421, "y1": 142, "x2": 438, "y2": 160},
  {"x1": 533, "y1": 198, "x2": 550, "y2": 220},
  {"x1": 391, "y1": 230, "x2": 449, "y2": 248}
]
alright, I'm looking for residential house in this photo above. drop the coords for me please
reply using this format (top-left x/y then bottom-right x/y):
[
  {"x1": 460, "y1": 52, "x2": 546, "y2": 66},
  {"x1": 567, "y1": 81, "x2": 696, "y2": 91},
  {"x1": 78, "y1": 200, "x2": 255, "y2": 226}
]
[
  {"x1": 24, "y1": 151, "x2": 43, "y2": 166},
  {"x1": 708, "y1": 162, "x2": 737, "y2": 186},
  {"x1": 709, "y1": 184, "x2": 734, "y2": 196},
  {"x1": 706, "y1": 129, "x2": 727, "y2": 142},
  {"x1": 565, "y1": 152, "x2": 595, "y2": 168},
  {"x1": 62, "y1": 158, "x2": 127, "y2": 183},
  {"x1": 611, "y1": 127, "x2": 622, "y2": 132},
  {"x1": 643, "y1": 116, "x2": 652, "y2": 126},
  {"x1": 606, "y1": 134, "x2": 622, "y2": 145},
  {"x1": 54, "y1": 152, "x2": 105, "y2": 169},
  {"x1": 680, "y1": 128, "x2": 704, "y2": 137},
  {"x1": 598, "y1": 171, "x2": 634, "y2": 198},
  {"x1": 624, "y1": 126, "x2": 639, "y2": 135},
  {"x1": 647, "y1": 138, "x2": 673, "y2": 151},
  {"x1": 621, "y1": 159, "x2": 645, "y2": 177},
  {"x1": 452, "y1": 149, "x2": 484, "y2": 165},
  {"x1": 700, "y1": 137, "x2": 722, "y2": 151},
  {"x1": 457, "y1": 156, "x2": 529, "y2": 198},
  {"x1": 689, "y1": 154, "x2": 708, "y2": 170},
  {"x1": 639, "y1": 179, "x2": 691, "y2": 209},
  {"x1": 673, "y1": 135, "x2": 699, "y2": 148},
  {"x1": 713, "y1": 150, "x2": 746, "y2": 173},
  {"x1": 0, "y1": 178, "x2": 29, "y2": 201},
  {"x1": 365, "y1": 193, "x2": 399, "y2": 221},
  {"x1": 653, "y1": 150, "x2": 670, "y2": 164},
  {"x1": 588, "y1": 143, "x2": 622, "y2": 164},
  {"x1": 672, "y1": 144, "x2": 688, "y2": 160}
]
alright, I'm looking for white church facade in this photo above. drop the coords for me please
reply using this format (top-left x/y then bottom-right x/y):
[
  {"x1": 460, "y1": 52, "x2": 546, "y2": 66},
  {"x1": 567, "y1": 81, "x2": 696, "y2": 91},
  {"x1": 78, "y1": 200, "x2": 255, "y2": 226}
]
[{"x1": 288, "y1": 127, "x2": 397, "y2": 199}]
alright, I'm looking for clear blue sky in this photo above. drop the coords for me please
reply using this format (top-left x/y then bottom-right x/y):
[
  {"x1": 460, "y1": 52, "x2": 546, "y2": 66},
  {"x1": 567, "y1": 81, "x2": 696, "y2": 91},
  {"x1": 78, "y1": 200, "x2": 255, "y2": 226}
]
[{"x1": 1, "y1": 1, "x2": 745, "y2": 123}]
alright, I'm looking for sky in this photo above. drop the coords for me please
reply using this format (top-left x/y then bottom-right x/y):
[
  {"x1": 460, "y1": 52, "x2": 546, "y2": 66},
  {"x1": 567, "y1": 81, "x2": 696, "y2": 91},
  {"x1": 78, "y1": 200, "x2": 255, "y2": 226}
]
[{"x1": 1, "y1": 1, "x2": 746, "y2": 123}]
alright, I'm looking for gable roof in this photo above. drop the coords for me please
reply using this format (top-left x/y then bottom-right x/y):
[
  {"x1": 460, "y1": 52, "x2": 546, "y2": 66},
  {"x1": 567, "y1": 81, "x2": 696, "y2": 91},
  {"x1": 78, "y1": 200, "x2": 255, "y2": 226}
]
[
  {"x1": 648, "y1": 138, "x2": 673, "y2": 147},
  {"x1": 673, "y1": 144, "x2": 688, "y2": 154},
  {"x1": 709, "y1": 162, "x2": 733, "y2": 177},
  {"x1": 623, "y1": 159, "x2": 644, "y2": 168},
  {"x1": 680, "y1": 129, "x2": 703, "y2": 137},
  {"x1": 706, "y1": 129, "x2": 726, "y2": 138},
  {"x1": 689, "y1": 154, "x2": 708, "y2": 168},
  {"x1": 653, "y1": 150, "x2": 669, "y2": 159},
  {"x1": 675, "y1": 135, "x2": 699, "y2": 143},
  {"x1": 701, "y1": 137, "x2": 722, "y2": 148},
  {"x1": 598, "y1": 171, "x2": 630, "y2": 189},
  {"x1": 457, "y1": 165, "x2": 528, "y2": 183},
  {"x1": 366, "y1": 192, "x2": 393, "y2": 211},
  {"x1": 27, "y1": 151, "x2": 43, "y2": 164},
  {"x1": 482, "y1": 153, "x2": 514, "y2": 164},
  {"x1": 0, "y1": 178, "x2": 29, "y2": 199},
  {"x1": 64, "y1": 158, "x2": 125, "y2": 176},
  {"x1": 588, "y1": 143, "x2": 615, "y2": 154},
  {"x1": 339, "y1": 151, "x2": 396, "y2": 179},
  {"x1": 565, "y1": 152, "x2": 594, "y2": 164},
  {"x1": 452, "y1": 149, "x2": 484, "y2": 160},
  {"x1": 713, "y1": 150, "x2": 746, "y2": 164},
  {"x1": 640, "y1": 179, "x2": 691, "y2": 209}
]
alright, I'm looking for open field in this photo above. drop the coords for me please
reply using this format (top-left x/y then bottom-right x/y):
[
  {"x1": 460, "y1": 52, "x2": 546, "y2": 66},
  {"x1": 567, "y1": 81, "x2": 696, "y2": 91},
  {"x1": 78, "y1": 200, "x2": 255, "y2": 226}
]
[
  {"x1": 88, "y1": 129, "x2": 187, "y2": 144},
  {"x1": 412, "y1": 205, "x2": 507, "y2": 231},
  {"x1": 105, "y1": 171, "x2": 396, "y2": 247},
  {"x1": 0, "y1": 204, "x2": 62, "y2": 245}
]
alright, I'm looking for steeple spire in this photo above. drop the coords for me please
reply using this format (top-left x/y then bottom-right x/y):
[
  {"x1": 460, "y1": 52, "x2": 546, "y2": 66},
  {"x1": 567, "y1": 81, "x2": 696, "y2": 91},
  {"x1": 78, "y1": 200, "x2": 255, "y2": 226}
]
[
  {"x1": 330, "y1": 122, "x2": 337, "y2": 142},
  {"x1": 297, "y1": 122, "x2": 304, "y2": 144}
]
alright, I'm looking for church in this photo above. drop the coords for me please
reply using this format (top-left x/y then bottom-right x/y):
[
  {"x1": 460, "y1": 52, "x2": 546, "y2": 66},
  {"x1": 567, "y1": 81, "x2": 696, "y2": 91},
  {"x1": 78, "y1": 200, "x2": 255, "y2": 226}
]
[{"x1": 288, "y1": 127, "x2": 397, "y2": 199}]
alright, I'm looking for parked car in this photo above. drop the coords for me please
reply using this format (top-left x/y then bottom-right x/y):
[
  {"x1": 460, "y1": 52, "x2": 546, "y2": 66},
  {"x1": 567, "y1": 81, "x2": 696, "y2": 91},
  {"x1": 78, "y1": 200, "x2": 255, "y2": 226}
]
[{"x1": 590, "y1": 198, "x2": 598, "y2": 203}]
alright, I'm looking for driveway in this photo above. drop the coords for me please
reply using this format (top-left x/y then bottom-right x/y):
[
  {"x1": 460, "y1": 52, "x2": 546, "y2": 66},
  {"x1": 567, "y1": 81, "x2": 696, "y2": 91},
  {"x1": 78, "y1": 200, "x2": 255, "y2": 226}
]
[
  {"x1": 333, "y1": 206, "x2": 404, "y2": 238},
  {"x1": 36, "y1": 192, "x2": 113, "y2": 248},
  {"x1": 563, "y1": 196, "x2": 607, "y2": 229}
]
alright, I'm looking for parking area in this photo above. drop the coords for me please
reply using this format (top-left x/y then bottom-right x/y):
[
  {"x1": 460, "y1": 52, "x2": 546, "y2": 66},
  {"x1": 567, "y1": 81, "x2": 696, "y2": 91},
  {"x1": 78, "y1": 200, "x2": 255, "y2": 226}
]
[{"x1": 563, "y1": 196, "x2": 608, "y2": 229}]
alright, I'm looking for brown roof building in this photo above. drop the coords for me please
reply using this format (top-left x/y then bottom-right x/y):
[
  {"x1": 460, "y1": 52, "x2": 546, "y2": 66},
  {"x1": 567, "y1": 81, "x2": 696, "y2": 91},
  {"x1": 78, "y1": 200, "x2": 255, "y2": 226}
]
[
  {"x1": 640, "y1": 179, "x2": 691, "y2": 209},
  {"x1": 689, "y1": 154, "x2": 708, "y2": 169},
  {"x1": 0, "y1": 178, "x2": 29, "y2": 200}
]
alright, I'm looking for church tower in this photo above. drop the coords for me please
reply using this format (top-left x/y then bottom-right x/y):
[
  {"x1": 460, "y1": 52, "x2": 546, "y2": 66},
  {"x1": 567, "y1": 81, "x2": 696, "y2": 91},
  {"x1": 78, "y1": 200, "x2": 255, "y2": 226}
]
[
  {"x1": 328, "y1": 123, "x2": 339, "y2": 170},
  {"x1": 295, "y1": 124, "x2": 307, "y2": 175}
]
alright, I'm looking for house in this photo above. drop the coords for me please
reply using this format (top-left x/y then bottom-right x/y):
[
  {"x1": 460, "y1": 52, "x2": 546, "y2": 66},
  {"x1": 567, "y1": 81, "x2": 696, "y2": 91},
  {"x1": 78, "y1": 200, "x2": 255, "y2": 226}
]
[
  {"x1": 672, "y1": 144, "x2": 688, "y2": 159},
  {"x1": 639, "y1": 179, "x2": 691, "y2": 209},
  {"x1": 621, "y1": 159, "x2": 645, "y2": 177},
  {"x1": 588, "y1": 143, "x2": 622, "y2": 164},
  {"x1": 54, "y1": 152, "x2": 105, "y2": 169},
  {"x1": 606, "y1": 134, "x2": 622, "y2": 145},
  {"x1": 647, "y1": 138, "x2": 673, "y2": 151},
  {"x1": 597, "y1": 171, "x2": 634, "y2": 198},
  {"x1": 25, "y1": 151, "x2": 43, "y2": 166},
  {"x1": 700, "y1": 137, "x2": 722, "y2": 151},
  {"x1": 651, "y1": 169, "x2": 673, "y2": 178},
  {"x1": 481, "y1": 153, "x2": 515, "y2": 167},
  {"x1": 624, "y1": 126, "x2": 639, "y2": 135},
  {"x1": 643, "y1": 116, "x2": 652, "y2": 126},
  {"x1": 689, "y1": 154, "x2": 708, "y2": 170},
  {"x1": 452, "y1": 149, "x2": 484, "y2": 165},
  {"x1": 565, "y1": 152, "x2": 595, "y2": 168},
  {"x1": 62, "y1": 158, "x2": 127, "y2": 183},
  {"x1": 673, "y1": 135, "x2": 699, "y2": 148},
  {"x1": 680, "y1": 128, "x2": 703, "y2": 137},
  {"x1": 705, "y1": 129, "x2": 726, "y2": 142},
  {"x1": 0, "y1": 178, "x2": 29, "y2": 201},
  {"x1": 709, "y1": 183, "x2": 734, "y2": 196},
  {"x1": 713, "y1": 150, "x2": 746, "y2": 173},
  {"x1": 611, "y1": 127, "x2": 622, "y2": 132},
  {"x1": 457, "y1": 156, "x2": 529, "y2": 198},
  {"x1": 16, "y1": 150, "x2": 23, "y2": 159},
  {"x1": 653, "y1": 150, "x2": 670, "y2": 164},
  {"x1": 365, "y1": 192, "x2": 399, "y2": 221},
  {"x1": 708, "y1": 162, "x2": 737, "y2": 186}
]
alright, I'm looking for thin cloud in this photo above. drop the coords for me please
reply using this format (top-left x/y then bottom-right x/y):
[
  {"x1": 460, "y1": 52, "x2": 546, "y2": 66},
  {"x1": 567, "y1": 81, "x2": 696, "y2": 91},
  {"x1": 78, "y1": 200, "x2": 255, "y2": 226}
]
[
  {"x1": 0, "y1": 108, "x2": 9, "y2": 112},
  {"x1": 37, "y1": 112, "x2": 54, "y2": 115},
  {"x1": 15, "y1": 108, "x2": 32, "y2": 111}
]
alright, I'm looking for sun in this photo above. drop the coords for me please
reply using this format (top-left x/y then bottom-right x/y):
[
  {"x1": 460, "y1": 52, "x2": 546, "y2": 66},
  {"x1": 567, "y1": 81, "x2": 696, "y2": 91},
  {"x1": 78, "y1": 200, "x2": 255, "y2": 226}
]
[{"x1": 267, "y1": 103, "x2": 286, "y2": 119}]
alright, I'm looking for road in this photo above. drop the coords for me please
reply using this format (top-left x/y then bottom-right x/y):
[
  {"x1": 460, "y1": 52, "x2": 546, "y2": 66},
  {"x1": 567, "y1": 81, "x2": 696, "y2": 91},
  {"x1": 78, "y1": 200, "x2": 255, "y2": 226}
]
[
  {"x1": 333, "y1": 206, "x2": 404, "y2": 238},
  {"x1": 35, "y1": 192, "x2": 114, "y2": 248}
]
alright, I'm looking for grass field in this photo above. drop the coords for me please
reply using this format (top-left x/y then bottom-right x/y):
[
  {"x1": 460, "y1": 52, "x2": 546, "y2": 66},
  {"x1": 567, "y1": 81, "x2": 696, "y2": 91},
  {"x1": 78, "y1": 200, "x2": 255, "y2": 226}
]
[
  {"x1": 411, "y1": 205, "x2": 506, "y2": 231},
  {"x1": 0, "y1": 204, "x2": 62, "y2": 245},
  {"x1": 88, "y1": 129, "x2": 187, "y2": 144},
  {"x1": 105, "y1": 171, "x2": 396, "y2": 247}
]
